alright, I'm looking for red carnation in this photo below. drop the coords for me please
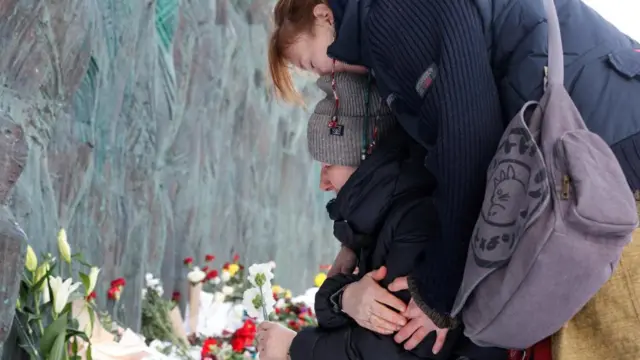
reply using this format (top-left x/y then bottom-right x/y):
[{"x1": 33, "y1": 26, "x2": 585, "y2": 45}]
[
  {"x1": 183, "y1": 257, "x2": 193, "y2": 265},
  {"x1": 171, "y1": 291, "x2": 181, "y2": 302},
  {"x1": 288, "y1": 320, "x2": 300, "y2": 331},
  {"x1": 206, "y1": 269, "x2": 219, "y2": 280},
  {"x1": 230, "y1": 336, "x2": 245, "y2": 353},
  {"x1": 202, "y1": 266, "x2": 209, "y2": 272},
  {"x1": 222, "y1": 262, "x2": 230, "y2": 270},
  {"x1": 110, "y1": 278, "x2": 126, "y2": 288},
  {"x1": 201, "y1": 338, "x2": 218, "y2": 357},
  {"x1": 233, "y1": 254, "x2": 240, "y2": 263},
  {"x1": 86, "y1": 291, "x2": 97, "y2": 301},
  {"x1": 205, "y1": 254, "x2": 215, "y2": 262},
  {"x1": 107, "y1": 286, "x2": 120, "y2": 300}
]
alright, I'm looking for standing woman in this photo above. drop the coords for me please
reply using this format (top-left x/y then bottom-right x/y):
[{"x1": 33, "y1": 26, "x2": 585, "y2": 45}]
[
  {"x1": 268, "y1": 0, "x2": 640, "y2": 354},
  {"x1": 270, "y1": 0, "x2": 506, "y2": 351}
]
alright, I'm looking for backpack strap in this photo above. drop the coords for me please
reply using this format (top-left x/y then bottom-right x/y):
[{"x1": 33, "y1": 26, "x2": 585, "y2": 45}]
[{"x1": 544, "y1": 0, "x2": 564, "y2": 86}]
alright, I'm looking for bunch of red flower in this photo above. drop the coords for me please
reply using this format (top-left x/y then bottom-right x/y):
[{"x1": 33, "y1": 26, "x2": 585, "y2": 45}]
[
  {"x1": 230, "y1": 319, "x2": 257, "y2": 353},
  {"x1": 201, "y1": 337, "x2": 219, "y2": 360},
  {"x1": 107, "y1": 278, "x2": 126, "y2": 300}
]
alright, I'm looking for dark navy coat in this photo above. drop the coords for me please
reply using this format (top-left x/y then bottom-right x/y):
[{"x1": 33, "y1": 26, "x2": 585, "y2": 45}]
[
  {"x1": 473, "y1": 0, "x2": 640, "y2": 185},
  {"x1": 326, "y1": 0, "x2": 640, "y2": 323}
]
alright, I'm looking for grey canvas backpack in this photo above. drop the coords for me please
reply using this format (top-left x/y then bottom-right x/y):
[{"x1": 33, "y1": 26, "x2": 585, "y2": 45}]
[{"x1": 450, "y1": 0, "x2": 639, "y2": 350}]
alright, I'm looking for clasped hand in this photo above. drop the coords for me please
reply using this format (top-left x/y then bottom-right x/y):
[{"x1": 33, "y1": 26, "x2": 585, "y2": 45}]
[{"x1": 343, "y1": 267, "x2": 449, "y2": 353}]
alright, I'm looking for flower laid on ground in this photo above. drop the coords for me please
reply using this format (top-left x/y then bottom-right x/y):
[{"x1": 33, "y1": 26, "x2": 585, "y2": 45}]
[
  {"x1": 184, "y1": 257, "x2": 194, "y2": 266},
  {"x1": 188, "y1": 266, "x2": 207, "y2": 284},
  {"x1": 108, "y1": 278, "x2": 126, "y2": 300},
  {"x1": 48, "y1": 276, "x2": 82, "y2": 315},
  {"x1": 314, "y1": 271, "x2": 327, "y2": 287},
  {"x1": 143, "y1": 272, "x2": 164, "y2": 297},
  {"x1": 14, "y1": 229, "x2": 102, "y2": 359},
  {"x1": 57, "y1": 228, "x2": 71, "y2": 264},
  {"x1": 141, "y1": 273, "x2": 187, "y2": 351},
  {"x1": 25, "y1": 245, "x2": 37, "y2": 272},
  {"x1": 272, "y1": 286, "x2": 318, "y2": 332},
  {"x1": 205, "y1": 254, "x2": 216, "y2": 262},
  {"x1": 86, "y1": 266, "x2": 100, "y2": 295}
]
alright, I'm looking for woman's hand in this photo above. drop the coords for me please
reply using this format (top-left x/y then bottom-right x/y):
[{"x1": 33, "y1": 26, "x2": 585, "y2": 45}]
[
  {"x1": 342, "y1": 266, "x2": 408, "y2": 334},
  {"x1": 327, "y1": 245, "x2": 358, "y2": 277},
  {"x1": 257, "y1": 322, "x2": 296, "y2": 360},
  {"x1": 388, "y1": 277, "x2": 449, "y2": 353}
]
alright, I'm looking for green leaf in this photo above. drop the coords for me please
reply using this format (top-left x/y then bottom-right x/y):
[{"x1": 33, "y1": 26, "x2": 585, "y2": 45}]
[
  {"x1": 49, "y1": 331, "x2": 67, "y2": 360},
  {"x1": 79, "y1": 272, "x2": 90, "y2": 293},
  {"x1": 71, "y1": 254, "x2": 92, "y2": 268},
  {"x1": 87, "y1": 344, "x2": 93, "y2": 360},
  {"x1": 40, "y1": 314, "x2": 68, "y2": 355},
  {"x1": 65, "y1": 328, "x2": 90, "y2": 343},
  {"x1": 32, "y1": 264, "x2": 57, "y2": 293},
  {"x1": 88, "y1": 306, "x2": 96, "y2": 334},
  {"x1": 18, "y1": 343, "x2": 39, "y2": 359}
]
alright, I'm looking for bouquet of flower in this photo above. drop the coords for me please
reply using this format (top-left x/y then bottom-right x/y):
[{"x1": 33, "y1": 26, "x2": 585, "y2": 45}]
[
  {"x1": 13, "y1": 228, "x2": 100, "y2": 359},
  {"x1": 272, "y1": 285, "x2": 317, "y2": 332},
  {"x1": 140, "y1": 273, "x2": 188, "y2": 349}
]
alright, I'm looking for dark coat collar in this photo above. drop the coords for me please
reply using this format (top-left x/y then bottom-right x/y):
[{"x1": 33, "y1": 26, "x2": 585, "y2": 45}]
[
  {"x1": 327, "y1": 0, "x2": 373, "y2": 68},
  {"x1": 326, "y1": 130, "x2": 433, "y2": 250}
]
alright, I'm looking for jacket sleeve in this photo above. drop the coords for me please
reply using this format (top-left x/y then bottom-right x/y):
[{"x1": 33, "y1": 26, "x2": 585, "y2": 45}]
[
  {"x1": 314, "y1": 273, "x2": 361, "y2": 329},
  {"x1": 366, "y1": 0, "x2": 505, "y2": 327},
  {"x1": 289, "y1": 323, "x2": 462, "y2": 360}
]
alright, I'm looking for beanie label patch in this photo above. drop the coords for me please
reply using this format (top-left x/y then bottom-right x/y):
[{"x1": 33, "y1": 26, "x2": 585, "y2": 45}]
[
  {"x1": 329, "y1": 124, "x2": 344, "y2": 136},
  {"x1": 415, "y1": 63, "x2": 438, "y2": 98}
]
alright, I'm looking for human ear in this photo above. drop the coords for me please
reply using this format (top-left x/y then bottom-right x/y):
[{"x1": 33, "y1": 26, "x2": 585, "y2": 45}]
[{"x1": 313, "y1": 4, "x2": 334, "y2": 26}]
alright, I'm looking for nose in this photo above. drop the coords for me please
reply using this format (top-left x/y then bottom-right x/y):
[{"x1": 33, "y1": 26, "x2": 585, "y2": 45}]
[
  {"x1": 319, "y1": 177, "x2": 335, "y2": 192},
  {"x1": 319, "y1": 168, "x2": 335, "y2": 192}
]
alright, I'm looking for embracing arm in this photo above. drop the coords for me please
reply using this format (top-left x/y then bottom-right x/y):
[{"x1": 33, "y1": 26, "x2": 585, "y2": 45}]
[{"x1": 367, "y1": 0, "x2": 504, "y2": 327}]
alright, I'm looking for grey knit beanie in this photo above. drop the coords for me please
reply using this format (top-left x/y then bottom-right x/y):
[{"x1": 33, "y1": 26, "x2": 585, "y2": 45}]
[{"x1": 308, "y1": 72, "x2": 395, "y2": 166}]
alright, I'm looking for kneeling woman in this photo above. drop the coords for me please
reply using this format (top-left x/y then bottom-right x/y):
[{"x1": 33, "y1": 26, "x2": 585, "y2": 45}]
[{"x1": 256, "y1": 72, "x2": 506, "y2": 360}]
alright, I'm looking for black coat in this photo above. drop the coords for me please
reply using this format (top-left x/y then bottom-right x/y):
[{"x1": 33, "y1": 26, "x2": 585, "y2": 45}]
[
  {"x1": 288, "y1": 130, "x2": 507, "y2": 360},
  {"x1": 326, "y1": 0, "x2": 640, "y2": 322}
]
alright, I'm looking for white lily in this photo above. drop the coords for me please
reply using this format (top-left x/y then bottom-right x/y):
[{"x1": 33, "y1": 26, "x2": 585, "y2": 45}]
[
  {"x1": 87, "y1": 267, "x2": 100, "y2": 295},
  {"x1": 49, "y1": 276, "x2": 81, "y2": 315},
  {"x1": 57, "y1": 228, "x2": 71, "y2": 264},
  {"x1": 222, "y1": 285, "x2": 234, "y2": 296}
]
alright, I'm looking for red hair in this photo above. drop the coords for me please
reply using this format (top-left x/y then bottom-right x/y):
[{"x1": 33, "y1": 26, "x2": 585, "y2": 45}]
[{"x1": 268, "y1": 0, "x2": 328, "y2": 104}]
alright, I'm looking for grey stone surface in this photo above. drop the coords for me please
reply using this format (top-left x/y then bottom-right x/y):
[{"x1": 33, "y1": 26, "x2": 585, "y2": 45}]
[
  {"x1": 0, "y1": 118, "x2": 29, "y2": 349},
  {"x1": 0, "y1": 0, "x2": 336, "y2": 331}
]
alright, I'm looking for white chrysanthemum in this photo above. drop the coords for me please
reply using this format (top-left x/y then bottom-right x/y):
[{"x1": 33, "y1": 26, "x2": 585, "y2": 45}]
[
  {"x1": 213, "y1": 291, "x2": 226, "y2": 303},
  {"x1": 220, "y1": 271, "x2": 231, "y2": 282},
  {"x1": 222, "y1": 285, "x2": 234, "y2": 296},
  {"x1": 187, "y1": 266, "x2": 206, "y2": 284},
  {"x1": 211, "y1": 276, "x2": 221, "y2": 285},
  {"x1": 242, "y1": 287, "x2": 275, "y2": 322}
]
